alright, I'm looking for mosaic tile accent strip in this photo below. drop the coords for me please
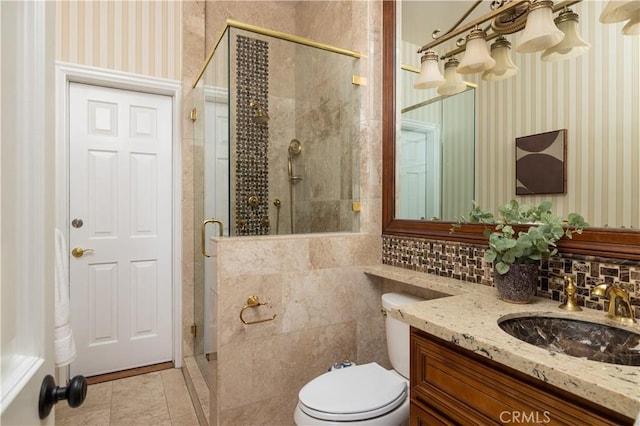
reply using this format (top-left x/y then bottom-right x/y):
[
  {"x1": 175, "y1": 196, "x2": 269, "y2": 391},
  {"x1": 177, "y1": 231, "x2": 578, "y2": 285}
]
[
  {"x1": 235, "y1": 35, "x2": 270, "y2": 236},
  {"x1": 382, "y1": 235, "x2": 640, "y2": 320}
]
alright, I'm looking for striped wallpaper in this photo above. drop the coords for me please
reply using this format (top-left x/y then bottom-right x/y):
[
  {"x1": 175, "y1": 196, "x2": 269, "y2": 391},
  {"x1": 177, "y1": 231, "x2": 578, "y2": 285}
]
[
  {"x1": 56, "y1": 1, "x2": 182, "y2": 80},
  {"x1": 400, "y1": 1, "x2": 639, "y2": 228}
]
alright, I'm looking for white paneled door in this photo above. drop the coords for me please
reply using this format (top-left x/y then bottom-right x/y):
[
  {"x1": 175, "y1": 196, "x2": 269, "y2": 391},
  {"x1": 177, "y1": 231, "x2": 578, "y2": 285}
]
[
  {"x1": 68, "y1": 83, "x2": 173, "y2": 377},
  {"x1": 1, "y1": 1, "x2": 55, "y2": 423}
]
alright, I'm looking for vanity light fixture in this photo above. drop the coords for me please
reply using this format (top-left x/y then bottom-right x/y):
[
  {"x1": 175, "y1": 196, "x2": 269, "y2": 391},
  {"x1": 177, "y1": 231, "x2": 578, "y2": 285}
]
[
  {"x1": 438, "y1": 58, "x2": 468, "y2": 95},
  {"x1": 457, "y1": 27, "x2": 496, "y2": 74},
  {"x1": 516, "y1": 0, "x2": 565, "y2": 53},
  {"x1": 541, "y1": 8, "x2": 591, "y2": 62},
  {"x1": 599, "y1": 0, "x2": 640, "y2": 35},
  {"x1": 622, "y1": 12, "x2": 640, "y2": 35},
  {"x1": 414, "y1": 0, "x2": 589, "y2": 90},
  {"x1": 414, "y1": 50, "x2": 445, "y2": 89},
  {"x1": 482, "y1": 36, "x2": 519, "y2": 80},
  {"x1": 600, "y1": 0, "x2": 640, "y2": 25}
]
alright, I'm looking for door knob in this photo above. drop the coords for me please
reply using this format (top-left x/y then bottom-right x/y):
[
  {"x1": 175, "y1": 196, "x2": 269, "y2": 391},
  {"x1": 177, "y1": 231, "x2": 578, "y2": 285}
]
[
  {"x1": 71, "y1": 247, "x2": 94, "y2": 258},
  {"x1": 39, "y1": 374, "x2": 87, "y2": 419}
]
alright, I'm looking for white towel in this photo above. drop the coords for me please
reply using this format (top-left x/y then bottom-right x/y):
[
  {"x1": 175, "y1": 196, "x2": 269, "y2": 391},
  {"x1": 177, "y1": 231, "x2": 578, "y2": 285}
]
[{"x1": 54, "y1": 228, "x2": 76, "y2": 367}]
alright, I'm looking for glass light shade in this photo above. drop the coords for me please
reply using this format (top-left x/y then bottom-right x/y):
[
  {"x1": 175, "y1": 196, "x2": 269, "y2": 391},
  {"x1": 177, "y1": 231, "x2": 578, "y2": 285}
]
[
  {"x1": 600, "y1": 0, "x2": 640, "y2": 23},
  {"x1": 541, "y1": 10, "x2": 591, "y2": 62},
  {"x1": 482, "y1": 37, "x2": 519, "y2": 81},
  {"x1": 457, "y1": 28, "x2": 496, "y2": 74},
  {"x1": 414, "y1": 50, "x2": 445, "y2": 90},
  {"x1": 622, "y1": 12, "x2": 640, "y2": 35},
  {"x1": 516, "y1": 0, "x2": 565, "y2": 53},
  {"x1": 437, "y1": 59, "x2": 467, "y2": 96}
]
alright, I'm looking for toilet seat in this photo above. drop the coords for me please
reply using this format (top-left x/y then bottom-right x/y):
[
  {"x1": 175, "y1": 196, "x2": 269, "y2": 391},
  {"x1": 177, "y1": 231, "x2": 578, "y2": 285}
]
[{"x1": 298, "y1": 363, "x2": 407, "y2": 422}]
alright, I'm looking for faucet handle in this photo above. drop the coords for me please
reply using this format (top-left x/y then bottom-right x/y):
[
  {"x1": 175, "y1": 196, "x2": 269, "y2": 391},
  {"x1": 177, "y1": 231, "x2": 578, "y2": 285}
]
[
  {"x1": 592, "y1": 283, "x2": 636, "y2": 324},
  {"x1": 559, "y1": 276, "x2": 582, "y2": 312}
]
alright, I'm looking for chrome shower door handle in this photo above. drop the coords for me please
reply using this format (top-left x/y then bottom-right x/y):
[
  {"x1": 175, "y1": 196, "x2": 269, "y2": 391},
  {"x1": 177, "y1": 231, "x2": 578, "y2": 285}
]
[{"x1": 201, "y1": 218, "x2": 224, "y2": 257}]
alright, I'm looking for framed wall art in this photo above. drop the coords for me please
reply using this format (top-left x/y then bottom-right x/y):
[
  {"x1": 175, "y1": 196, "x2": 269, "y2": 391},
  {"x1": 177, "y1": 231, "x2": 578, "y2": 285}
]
[{"x1": 515, "y1": 129, "x2": 567, "y2": 195}]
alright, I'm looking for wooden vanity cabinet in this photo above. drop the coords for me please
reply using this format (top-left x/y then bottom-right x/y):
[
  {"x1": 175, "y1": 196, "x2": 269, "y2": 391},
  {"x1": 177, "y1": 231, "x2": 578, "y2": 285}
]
[{"x1": 410, "y1": 328, "x2": 634, "y2": 426}]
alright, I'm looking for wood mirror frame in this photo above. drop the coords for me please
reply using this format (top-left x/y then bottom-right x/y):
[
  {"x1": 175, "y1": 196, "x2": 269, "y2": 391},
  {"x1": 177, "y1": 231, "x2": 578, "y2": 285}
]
[{"x1": 382, "y1": 0, "x2": 639, "y2": 261}]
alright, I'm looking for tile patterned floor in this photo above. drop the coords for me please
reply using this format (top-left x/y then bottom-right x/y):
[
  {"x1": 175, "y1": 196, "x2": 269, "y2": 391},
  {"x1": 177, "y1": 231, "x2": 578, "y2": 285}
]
[{"x1": 56, "y1": 368, "x2": 199, "y2": 426}]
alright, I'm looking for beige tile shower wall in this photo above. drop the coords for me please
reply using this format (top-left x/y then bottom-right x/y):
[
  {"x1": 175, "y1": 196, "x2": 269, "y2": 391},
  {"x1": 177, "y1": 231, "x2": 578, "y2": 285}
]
[
  {"x1": 202, "y1": 1, "x2": 384, "y2": 425},
  {"x1": 213, "y1": 234, "x2": 384, "y2": 425},
  {"x1": 470, "y1": 1, "x2": 639, "y2": 227},
  {"x1": 56, "y1": 1, "x2": 182, "y2": 80}
]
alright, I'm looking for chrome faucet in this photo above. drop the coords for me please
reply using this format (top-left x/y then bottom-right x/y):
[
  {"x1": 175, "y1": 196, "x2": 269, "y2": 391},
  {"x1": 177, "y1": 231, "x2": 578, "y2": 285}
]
[{"x1": 592, "y1": 284, "x2": 636, "y2": 324}]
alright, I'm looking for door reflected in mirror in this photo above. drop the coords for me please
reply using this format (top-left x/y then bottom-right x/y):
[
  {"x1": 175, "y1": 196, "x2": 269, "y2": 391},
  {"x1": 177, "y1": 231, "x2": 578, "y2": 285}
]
[{"x1": 396, "y1": 78, "x2": 475, "y2": 222}]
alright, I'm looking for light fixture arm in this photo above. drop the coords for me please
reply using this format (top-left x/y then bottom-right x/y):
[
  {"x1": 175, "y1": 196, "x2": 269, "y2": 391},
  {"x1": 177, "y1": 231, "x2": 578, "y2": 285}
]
[
  {"x1": 431, "y1": 1, "x2": 483, "y2": 42},
  {"x1": 418, "y1": 0, "x2": 583, "y2": 56}
]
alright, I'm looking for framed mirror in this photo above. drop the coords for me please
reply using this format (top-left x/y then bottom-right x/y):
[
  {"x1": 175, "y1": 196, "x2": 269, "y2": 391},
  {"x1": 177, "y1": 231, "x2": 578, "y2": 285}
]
[{"x1": 382, "y1": 0, "x2": 640, "y2": 260}]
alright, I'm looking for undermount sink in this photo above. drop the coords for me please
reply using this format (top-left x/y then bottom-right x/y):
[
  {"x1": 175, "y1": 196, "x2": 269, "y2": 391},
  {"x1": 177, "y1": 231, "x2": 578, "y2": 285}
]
[{"x1": 498, "y1": 315, "x2": 640, "y2": 366}]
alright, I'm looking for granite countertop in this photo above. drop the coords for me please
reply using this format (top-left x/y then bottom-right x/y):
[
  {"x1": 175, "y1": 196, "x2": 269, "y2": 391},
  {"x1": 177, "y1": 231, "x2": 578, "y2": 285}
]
[{"x1": 364, "y1": 264, "x2": 640, "y2": 419}]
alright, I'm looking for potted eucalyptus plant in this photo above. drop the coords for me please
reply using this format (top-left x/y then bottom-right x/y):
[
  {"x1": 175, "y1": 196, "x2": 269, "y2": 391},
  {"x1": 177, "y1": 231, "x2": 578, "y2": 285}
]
[{"x1": 454, "y1": 200, "x2": 588, "y2": 303}]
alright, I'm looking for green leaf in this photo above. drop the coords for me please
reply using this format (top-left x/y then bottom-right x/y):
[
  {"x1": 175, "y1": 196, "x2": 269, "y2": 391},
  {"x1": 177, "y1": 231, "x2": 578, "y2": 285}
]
[
  {"x1": 502, "y1": 250, "x2": 516, "y2": 264},
  {"x1": 484, "y1": 250, "x2": 497, "y2": 262},
  {"x1": 539, "y1": 200, "x2": 553, "y2": 212},
  {"x1": 495, "y1": 262, "x2": 510, "y2": 275}
]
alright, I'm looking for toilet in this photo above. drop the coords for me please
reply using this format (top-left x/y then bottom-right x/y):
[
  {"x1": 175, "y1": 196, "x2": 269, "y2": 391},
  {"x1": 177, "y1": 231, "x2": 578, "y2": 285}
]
[{"x1": 294, "y1": 292, "x2": 423, "y2": 426}]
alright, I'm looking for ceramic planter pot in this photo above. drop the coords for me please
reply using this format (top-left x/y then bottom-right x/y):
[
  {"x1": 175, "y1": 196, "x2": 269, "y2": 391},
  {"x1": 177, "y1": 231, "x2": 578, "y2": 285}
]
[{"x1": 494, "y1": 263, "x2": 539, "y2": 304}]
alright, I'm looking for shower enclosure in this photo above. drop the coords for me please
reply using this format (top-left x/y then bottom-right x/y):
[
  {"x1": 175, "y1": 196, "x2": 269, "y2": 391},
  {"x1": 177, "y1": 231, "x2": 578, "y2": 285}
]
[{"x1": 191, "y1": 21, "x2": 362, "y2": 393}]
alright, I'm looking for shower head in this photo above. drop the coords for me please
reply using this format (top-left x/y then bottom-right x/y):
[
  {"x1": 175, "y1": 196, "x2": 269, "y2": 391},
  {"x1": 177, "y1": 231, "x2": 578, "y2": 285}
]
[
  {"x1": 250, "y1": 100, "x2": 269, "y2": 124},
  {"x1": 288, "y1": 139, "x2": 302, "y2": 155}
]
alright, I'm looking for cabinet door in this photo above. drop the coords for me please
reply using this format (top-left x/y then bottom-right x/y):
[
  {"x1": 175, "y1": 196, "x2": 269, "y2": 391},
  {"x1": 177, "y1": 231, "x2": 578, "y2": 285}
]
[
  {"x1": 410, "y1": 328, "x2": 634, "y2": 426},
  {"x1": 410, "y1": 401, "x2": 454, "y2": 426}
]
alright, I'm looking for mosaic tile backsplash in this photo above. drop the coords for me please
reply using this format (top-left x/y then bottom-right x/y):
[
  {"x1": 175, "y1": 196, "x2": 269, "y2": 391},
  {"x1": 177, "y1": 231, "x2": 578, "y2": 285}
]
[
  {"x1": 382, "y1": 235, "x2": 640, "y2": 320},
  {"x1": 235, "y1": 35, "x2": 270, "y2": 236}
]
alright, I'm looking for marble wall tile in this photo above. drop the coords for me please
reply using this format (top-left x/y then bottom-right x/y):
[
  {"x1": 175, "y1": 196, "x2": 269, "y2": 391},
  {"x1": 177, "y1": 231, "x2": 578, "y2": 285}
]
[
  {"x1": 182, "y1": 2, "x2": 206, "y2": 82},
  {"x1": 217, "y1": 237, "x2": 312, "y2": 277},
  {"x1": 218, "y1": 321, "x2": 357, "y2": 413},
  {"x1": 280, "y1": 269, "x2": 365, "y2": 333},
  {"x1": 216, "y1": 271, "x2": 283, "y2": 347},
  {"x1": 308, "y1": 234, "x2": 380, "y2": 269},
  {"x1": 295, "y1": 1, "x2": 353, "y2": 48},
  {"x1": 214, "y1": 233, "x2": 384, "y2": 419},
  {"x1": 193, "y1": 2, "x2": 386, "y2": 424},
  {"x1": 357, "y1": 312, "x2": 389, "y2": 369}
]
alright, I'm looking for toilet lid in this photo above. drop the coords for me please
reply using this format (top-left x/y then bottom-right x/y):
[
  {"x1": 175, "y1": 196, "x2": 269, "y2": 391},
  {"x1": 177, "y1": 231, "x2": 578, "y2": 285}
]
[{"x1": 298, "y1": 363, "x2": 407, "y2": 422}]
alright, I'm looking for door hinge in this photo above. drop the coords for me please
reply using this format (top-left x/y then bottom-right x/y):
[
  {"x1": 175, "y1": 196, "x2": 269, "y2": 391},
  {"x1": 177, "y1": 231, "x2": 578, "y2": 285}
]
[
  {"x1": 190, "y1": 323, "x2": 197, "y2": 337},
  {"x1": 190, "y1": 107, "x2": 198, "y2": 122}
]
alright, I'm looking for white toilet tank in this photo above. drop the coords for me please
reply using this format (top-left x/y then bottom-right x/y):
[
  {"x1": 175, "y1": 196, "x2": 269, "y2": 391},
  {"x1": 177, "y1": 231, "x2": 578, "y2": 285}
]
[{"x1": 381, "y1": 292, "x2": 423, "y2": 379}]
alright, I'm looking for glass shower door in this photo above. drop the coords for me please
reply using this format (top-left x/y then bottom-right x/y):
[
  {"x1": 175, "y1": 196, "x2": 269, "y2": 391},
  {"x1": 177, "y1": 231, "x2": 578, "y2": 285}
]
[{"x1": 193, "y1": 28, "x2": 230, "y2": 389}]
